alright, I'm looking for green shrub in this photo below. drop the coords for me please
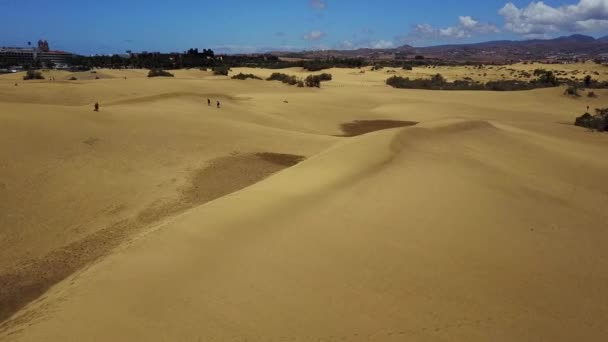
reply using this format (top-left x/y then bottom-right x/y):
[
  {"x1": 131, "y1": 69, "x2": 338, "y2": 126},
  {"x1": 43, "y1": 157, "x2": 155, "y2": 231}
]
[
  {"x1": 23, "y1": 70, "x2": 44, "y2": 80},
  {"x1": 564, "y1": 85, "x2": 580, "y2": 97},
  {"x1": 212, "y1": 66, "x2": 231, "y2": 76},
  {"x1": 266, "y1": 73, "x2": 298, "y2": 85},
  {"x1": 584, "y1": 75, "x2": 593, "y2": 87},
  {"x1": 231, "y1": 73, "x2": 261, "y2": 80},
  {"x1": 575, "y1": 108, "x2": 608, "y2": 131},
  {"x1": 148, "y1": 69, "x2": 174, "y2": 77},
  {"x1": 317, "y1": 73, "x2": 332, "y2": 81},
  {"x1": 431, "y1": 74, "x2": 445, "y2": 83},
  {"x1": 386, "y1": 74, "x2": 557, "y2": 91},
  {"x1": 485, "y1": 80, "x2": 539, "y2": 91},
  {"x1": 304, "y1": 73, "x2": 332, "y2": 88},
  {"x1": 535, "y1": 70, "x2": 559, "y2": 86}
]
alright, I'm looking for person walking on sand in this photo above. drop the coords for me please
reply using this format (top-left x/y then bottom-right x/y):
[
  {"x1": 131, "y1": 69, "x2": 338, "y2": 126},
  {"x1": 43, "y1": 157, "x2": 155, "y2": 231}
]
[
  {"x1": 217, "y1": 100, "x2": 220, "y2": 109},
  {"x1": 94, "y1": 102, "x2": 99, "y2": 112}
]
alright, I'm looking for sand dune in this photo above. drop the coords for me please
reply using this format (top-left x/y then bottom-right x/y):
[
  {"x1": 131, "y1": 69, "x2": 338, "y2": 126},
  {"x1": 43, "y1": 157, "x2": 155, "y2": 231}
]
[{"x1": 1, "y1": 66, "x2": 607, "y2": 341}]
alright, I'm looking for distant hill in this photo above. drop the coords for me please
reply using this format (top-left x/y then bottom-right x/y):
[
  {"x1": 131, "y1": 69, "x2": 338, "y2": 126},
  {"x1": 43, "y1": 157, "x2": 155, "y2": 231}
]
[{"x1": 272, "y1": 35, "x2": 608, "y2": 63}]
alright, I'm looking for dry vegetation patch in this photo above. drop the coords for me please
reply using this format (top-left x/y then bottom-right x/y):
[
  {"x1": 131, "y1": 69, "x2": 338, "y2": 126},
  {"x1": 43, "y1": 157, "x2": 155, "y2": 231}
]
[
  {"x1": 0, "y1": 152, "x2": 305, "y2": 327},
  {"x1": 338, "y1": 120, "x2": 418, "y2": 137}
]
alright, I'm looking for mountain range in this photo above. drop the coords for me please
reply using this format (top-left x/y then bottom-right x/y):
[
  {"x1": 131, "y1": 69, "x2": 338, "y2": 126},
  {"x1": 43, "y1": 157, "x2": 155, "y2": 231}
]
[{"x1": 273, "y1": 34, "x2": 608, "y2": 62}]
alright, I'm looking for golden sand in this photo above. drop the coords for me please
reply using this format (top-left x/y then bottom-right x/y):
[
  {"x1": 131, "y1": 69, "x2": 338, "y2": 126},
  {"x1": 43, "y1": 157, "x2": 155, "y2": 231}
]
[{"x1": 1, "y1": 65, "x2": 607, "y2": 341}]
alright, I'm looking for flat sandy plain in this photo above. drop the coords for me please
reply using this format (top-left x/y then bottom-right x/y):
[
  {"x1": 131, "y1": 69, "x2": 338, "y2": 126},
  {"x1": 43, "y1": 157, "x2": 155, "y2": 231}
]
[{"x1": 0, "y1": 63, "x2": 607, "y2": 341}]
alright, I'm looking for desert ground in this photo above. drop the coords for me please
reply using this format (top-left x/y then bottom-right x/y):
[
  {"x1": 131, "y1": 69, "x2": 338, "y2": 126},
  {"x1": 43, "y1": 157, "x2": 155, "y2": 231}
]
[{"x1": 1, "y1": 64, "x2": 607, "y2": 341}]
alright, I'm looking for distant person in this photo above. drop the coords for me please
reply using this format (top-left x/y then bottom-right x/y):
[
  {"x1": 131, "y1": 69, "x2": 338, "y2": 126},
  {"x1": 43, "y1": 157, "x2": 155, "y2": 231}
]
[
  {"x1": 207, "y1": 98, "x2": 211, "y2": 106},
  {"x1": 217, "y1": 100, "x2": 220, "y2": 109},
  {"x1": 14, "y1": 82, "x2": 17, "y2": 86},
  {"x1": 94, "y1": 102, "x2": 99, "y2": 112}
]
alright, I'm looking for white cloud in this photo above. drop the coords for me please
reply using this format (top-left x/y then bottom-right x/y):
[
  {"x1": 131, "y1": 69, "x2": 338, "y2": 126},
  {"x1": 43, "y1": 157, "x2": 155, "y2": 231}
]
[
  {"x1": 335, "y1": 38, "x2": 395, "y2": 50},
  {"x1": 310, "y1": 0, "x2": 327, "y2": 9},
  {"x1": 371, "y1": 40, "x2": 395, "y2": 49},
  {"x1": 404, "y1": 16, "x2": 499, "y2": 43},
  {"x1": 459, "y1": 16, "x2": 479, "y2": 28},
  {"x1": 340, "y1": 40, "x2": 354, "y2": 49},
  {"x1": 500, "y1": 0, "x2": 608, "y2": 37},
  {"x1": 303, "y1": 30, "x2": 327, "y2": 41}
]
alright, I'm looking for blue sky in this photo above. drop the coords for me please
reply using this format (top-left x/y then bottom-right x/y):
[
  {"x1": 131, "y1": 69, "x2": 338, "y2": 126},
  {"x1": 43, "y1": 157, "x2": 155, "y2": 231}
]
[{"x1": 1, "y1": 0, "x2": 608, "y2": 54}]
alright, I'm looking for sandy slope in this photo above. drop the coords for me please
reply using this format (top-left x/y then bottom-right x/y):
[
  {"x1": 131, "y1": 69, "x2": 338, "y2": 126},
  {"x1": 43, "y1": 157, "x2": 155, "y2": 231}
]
[{"x1": 1, "y1": 67, "x2": 608, "y2": 341}]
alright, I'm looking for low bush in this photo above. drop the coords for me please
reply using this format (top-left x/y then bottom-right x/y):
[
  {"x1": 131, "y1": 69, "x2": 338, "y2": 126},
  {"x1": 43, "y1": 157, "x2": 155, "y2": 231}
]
[
  {"x1": 588, "y1": 91, "x2": 597, "y2": 98},
  {"x1": 584, "y1": 75, "x2": 593, "y2": 87},
  {"x1": 69, "y1": 76, "x2": 77, "y2": 80},
  {"x1": 23, "y1": 70, "x2": 44, "y2": 80},
  {"x1": 387, "y1": 73, "x2": 561, "y2": 91},
  {"x1": 304, "y1": 73, "x2": 332, "y2": 88},
  {"x1": 575, "y1": 108, "x2": 608, "y2": 131},
  {"x1": 212, "y1": 66, "x2": 230, "y2": 76},
  {"x1": 564, "y1": 85, "x2": 580, "y2": 97},
  {"x1": 317, "y1": 73, "x2": 332, "y2": 81},
  {"x1": 305, "y1": 76, "x2": 320, "y2": 88},
  {"x1": 231, "y1": 73, "x2": 261, "y2": 80},
  {"x1": 148, "y1": 69, "x2": 174, "y2": 77},
  {"x1": 537, "y1": 70, "x2": 559, "y2": 86},
  {"x1": 266, "y1": 73, "x2": 298, "y2": 85}
]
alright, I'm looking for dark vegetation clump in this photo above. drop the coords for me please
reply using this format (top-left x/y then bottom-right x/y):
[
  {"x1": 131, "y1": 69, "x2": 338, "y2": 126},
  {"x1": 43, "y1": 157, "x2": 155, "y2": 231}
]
[
  {"x1": 304, "y1": 73, "x2": 332, "y2": 88},
  {"x1": 212, "y1": 66, "x2": 231, "y2": 76},
  {"x1": 588, "y1": 91, "x2": 597, "y2": 98},
  {"x1": 266, "y1": 73, "x2": 298, "y2": 85},
  {"x1": 564, "y1": 85, "x2": 580, "y2": 97},
  {"x1": 484, "y1": 80, "x2": 550, "y2": 91},
  {"x1": 231, "y1": 73, "x2": 261, "y2": 80},
  {"x1": 339, "y1": 120, "x2": 418, "y2": 137},
  {"x1": 60, "y1": 47, "x2": 495, "y2": 73},
  {"x1": 147, "y1": 69, "x2": 174, "y2": 77},
  {"x1": 386, "y1": 74, "x2": 456, "y2": 90},
  {"x1": 267, "y1": 73, "x2": 332, "y2": 88},
  {"x1": 69, "y1": 76, "x2": 77, "y2": 80},
  {"x1": 534, "y1": 69, "x2": 559, "y2": 86},
  {"x1": 300, "y1": 58, "x2": 365, "y2": 71},
  {"x1": 575, "y1": 108, "x2": 608, "y2": 131},
  {"x1": 23, "y1": 70, "x2": 44, "y2": 80},
  {"x1": 584, "y1": 75, "x2": 593, "y2": 87},
  {"x1": 254, "y1": 153, "x2": 305, "y2": 167},
  {"x1": 572, "y1": 76, "x2": 608, "y2": 89},
  {"x1": 387, "y1": 71, "x2": 562, "y2": 91}
]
